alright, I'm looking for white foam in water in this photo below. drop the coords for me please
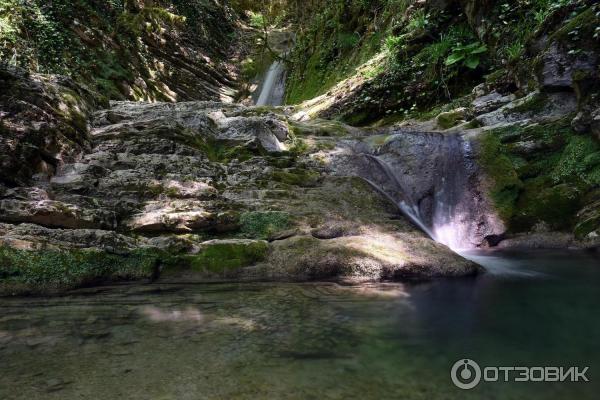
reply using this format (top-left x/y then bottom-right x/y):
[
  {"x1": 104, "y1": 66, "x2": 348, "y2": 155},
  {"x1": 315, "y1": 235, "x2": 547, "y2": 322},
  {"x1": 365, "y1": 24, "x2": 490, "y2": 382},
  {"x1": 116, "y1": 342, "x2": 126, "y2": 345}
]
[{"x1": 461, "y1": 252, "x2": 545, "y2": 277}]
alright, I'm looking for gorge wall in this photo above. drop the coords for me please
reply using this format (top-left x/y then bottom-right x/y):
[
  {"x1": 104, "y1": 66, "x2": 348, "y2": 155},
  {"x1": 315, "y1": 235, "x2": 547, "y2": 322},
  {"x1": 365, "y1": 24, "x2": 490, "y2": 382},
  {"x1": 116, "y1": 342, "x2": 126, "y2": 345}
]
[
  {"x1": 1, "y1": 0, "x2": 599, "y2": 294},
  {"x1": 285, "y1": 0, "x2": 600, "y2": 244}
]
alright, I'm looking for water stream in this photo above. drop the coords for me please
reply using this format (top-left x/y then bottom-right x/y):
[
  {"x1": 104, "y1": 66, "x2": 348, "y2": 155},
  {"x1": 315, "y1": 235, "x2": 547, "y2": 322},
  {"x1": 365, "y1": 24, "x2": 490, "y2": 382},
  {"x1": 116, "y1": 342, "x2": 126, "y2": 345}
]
[
  {"x1": 1, "y1": 250, "x2": 598, "y2": 399},
  {"x1": 255, "y1": 59, "x2": 287, "y2": 106},
  {"x1": 349, "y1": 132, "x2": 495, "y2": 251}
]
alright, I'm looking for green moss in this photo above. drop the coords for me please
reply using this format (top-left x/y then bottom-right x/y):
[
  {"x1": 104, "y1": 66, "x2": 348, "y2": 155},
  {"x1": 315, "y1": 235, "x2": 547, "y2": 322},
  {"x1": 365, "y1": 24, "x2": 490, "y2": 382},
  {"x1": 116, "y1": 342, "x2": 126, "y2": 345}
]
[
  {"x1": 480, "y1": 116, "x2": 599, "y2": 233},
  {"x1": 552, "y1": 135, "x2": 600, "y2": 186},
  {"x1": 548, "y1": 7, "x2": 598, "y2": 46},
  {"x1": 289, "y1": 119, "x2": 348, "y2": 137},
  {"x1": 508, "y1": 92, "x2": 548, "y2": 115},
  {"x1": 287, "y1": 136, "x2": 310, "y2": 155},
  {"x1": 184, "y1": 240, "x2": 268, "y2": 273},
  {"x1": 514, "y1": 181, "x2": 582, "y2": 231},
  {"x1": 240, "y1": 211, "x2": 291, "y2": 239},
  {"x1": 478, "y1": 133, "x2": 523, "y2": 221},
  {"x1": 436, "y1": 109, "x2": 466, "y2": 129},
  {"x1": 285, "y1": 4, "x2": 386, "y2": 105},
  {"x1": 0, "y1": 247, "x2": 163, "y2": 294},
  {"x1": 271, "y1": 168, "x2": 320, "y2": 187},
  {"x1": 195, "y1": 137, "x2": 256, "y2": 163}
]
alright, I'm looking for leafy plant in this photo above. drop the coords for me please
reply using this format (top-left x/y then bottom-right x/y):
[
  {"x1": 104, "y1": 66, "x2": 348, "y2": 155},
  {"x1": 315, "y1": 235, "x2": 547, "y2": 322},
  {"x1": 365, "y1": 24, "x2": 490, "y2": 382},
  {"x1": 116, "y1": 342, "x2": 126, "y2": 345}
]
[
  {"x1": 505, "y1": 41, "x2": 524, "y2": 62},
  {"x1": 445, "y1": 42, "x2": 487, "y2": 69},
  {"x1": 407, "y1": 9, "x2": 429, "y2": 31},
  {"x1": 385, "y1": 34, "x2": 404, "y2": 53}
]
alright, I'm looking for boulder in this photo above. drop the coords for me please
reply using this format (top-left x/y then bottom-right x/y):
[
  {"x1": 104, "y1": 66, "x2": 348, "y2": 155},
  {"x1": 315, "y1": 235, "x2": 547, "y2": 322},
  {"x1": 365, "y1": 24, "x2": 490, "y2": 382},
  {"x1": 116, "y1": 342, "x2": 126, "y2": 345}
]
[
  {"x1": 472, "y1": 90, "x2": 516, "y2": 115},
  {"x1": 537, "y1": 43, "x2": 597, "y2": 91}
]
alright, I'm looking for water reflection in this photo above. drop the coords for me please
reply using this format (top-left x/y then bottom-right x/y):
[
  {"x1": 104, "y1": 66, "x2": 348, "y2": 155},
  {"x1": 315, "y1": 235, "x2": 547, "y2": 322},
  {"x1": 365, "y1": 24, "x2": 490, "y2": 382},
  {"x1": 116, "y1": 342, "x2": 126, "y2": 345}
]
[
  {"x1": 0, "y1": 251, "x2": 599, "y2": 399},
  {"x1": 140, "y1": 306, "x2": 204, "y2": 323}
]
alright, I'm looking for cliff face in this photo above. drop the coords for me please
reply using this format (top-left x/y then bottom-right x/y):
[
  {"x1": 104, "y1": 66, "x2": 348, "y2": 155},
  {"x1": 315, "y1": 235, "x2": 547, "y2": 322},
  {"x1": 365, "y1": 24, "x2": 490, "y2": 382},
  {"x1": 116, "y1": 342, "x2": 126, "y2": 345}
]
[
  {"x1": 286, "y1": 0, "x2": 600, "y2": 242},
  {"x1": 0, "y1": 0, "x2": 241, "y2": 102}
]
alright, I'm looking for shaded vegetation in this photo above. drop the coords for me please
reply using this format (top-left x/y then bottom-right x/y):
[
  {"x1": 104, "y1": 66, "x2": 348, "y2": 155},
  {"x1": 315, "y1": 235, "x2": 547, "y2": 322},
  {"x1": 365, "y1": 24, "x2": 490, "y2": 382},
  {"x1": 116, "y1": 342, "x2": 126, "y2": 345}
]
[
  {"x1": 0, "y1": 0, "x2": 238, "y2": 101},
  {"x1": 479, "y1": 118, "x2": 600, "y2": 233}
]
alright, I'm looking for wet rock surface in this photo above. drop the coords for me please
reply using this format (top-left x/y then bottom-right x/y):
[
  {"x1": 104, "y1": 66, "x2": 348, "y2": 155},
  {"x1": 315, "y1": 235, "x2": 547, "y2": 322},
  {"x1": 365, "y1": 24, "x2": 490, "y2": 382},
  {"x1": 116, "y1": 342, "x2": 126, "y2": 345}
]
[{"x1": 1, "y1": 99, "x2": 480, "y2": 293}]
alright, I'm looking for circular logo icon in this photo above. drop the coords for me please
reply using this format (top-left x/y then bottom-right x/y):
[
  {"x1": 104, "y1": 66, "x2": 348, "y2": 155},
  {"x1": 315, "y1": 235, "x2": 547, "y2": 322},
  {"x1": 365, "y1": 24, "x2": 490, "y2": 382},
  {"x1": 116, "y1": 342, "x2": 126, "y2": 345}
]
[{"x1": 451, "y1": 359, "x2": 482, "y2": 390}]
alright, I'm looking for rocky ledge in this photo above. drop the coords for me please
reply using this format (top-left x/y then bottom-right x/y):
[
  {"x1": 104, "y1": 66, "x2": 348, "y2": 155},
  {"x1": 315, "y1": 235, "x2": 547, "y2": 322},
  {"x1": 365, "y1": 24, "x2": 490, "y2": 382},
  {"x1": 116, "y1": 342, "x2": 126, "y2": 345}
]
[{"x1": 0, "y1": 96, "x2": 481, "y2": 294}]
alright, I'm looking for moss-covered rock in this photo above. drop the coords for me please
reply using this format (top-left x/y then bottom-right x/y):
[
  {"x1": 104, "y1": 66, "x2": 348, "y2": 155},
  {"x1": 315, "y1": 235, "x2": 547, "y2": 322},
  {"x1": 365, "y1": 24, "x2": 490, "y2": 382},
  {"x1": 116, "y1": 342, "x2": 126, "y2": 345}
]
[
  {"x1": 478, "y1": 116, "x2": 600, "y2": 235},
  {"x1": 478, "y1": 132, "x2": 522, "y2": 222},
  {"x1": 271, "y1": 168, "x2": 321, "y2": 187},
  {"x1": 436, "y1": 108, "x2": 468, "y2": 130},
  {"x1": 183, "y1": 239, "x2": 269, "y2": 274},
  {"x1": 239, "y1": 211, "x2": 291, "y2": 239},
  {"x1": 0, "y1": 247, "x2": 162, "y2": 295}
]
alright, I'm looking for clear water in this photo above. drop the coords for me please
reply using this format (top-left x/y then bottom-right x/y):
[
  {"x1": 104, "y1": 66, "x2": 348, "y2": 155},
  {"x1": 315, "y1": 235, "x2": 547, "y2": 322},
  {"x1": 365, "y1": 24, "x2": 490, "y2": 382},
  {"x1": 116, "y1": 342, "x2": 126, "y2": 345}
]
[{"x1": 1, "y1": 250, "x2": 599, "y2": 399}]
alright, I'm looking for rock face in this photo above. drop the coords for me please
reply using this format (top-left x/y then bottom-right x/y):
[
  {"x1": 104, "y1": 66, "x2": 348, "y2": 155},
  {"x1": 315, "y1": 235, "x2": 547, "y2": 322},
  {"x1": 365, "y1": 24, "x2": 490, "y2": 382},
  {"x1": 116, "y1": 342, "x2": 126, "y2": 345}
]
[
  {"x1": 326, "y1": 131, "x2": 505, "y2": 249},
  {"x1": 537, "y1": 43, "x2": 597, "y2": 91},
  {"x1": 0, "y1": 1, "x2": 241, "y2": 103},
  {"x1": 0, "y1": 67, "x2": 96, "y2": 185},
  {"x1": 1, "y1": 92, "x2": 481, "y2": 293}
]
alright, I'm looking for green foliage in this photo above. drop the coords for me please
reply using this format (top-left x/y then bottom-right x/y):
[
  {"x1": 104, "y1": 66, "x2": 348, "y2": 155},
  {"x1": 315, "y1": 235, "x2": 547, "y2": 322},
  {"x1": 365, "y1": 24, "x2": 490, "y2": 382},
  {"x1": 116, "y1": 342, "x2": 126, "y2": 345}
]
[
  {"x1": 285, "y1": 0, "x2": 398, "y2": 104},
  {"x1": 407, "y1": 9, "x2": 429, "y2": 31},
  {"x1": 0, "y1": 247, "x2": 161, "y2": 293},
  {"x1": 241, "y1": 57, "x2": 258, "y2": 80},
  {"x1": 0, "y1": 0, "x2": 236, "y2": 100},
  {"x1": 384, "y1": 35, "x2": 404, "y2": 53},
  {"x1": 504, "y1": 41, "x2": 524, "y2": 63},
  {"x1": 248, "y1": 11, "x2": 265, "y2": 29},
  {"x1": 240, "y1": 211, "x2": 291, "y2": 239},
  {"x1": 552, "y1": 136, "x2": 600, "y2": 185},
  {"x1": 445, "y1": 42, "x2": 488, "y2": 70},
  {"x1": 481, "y1": 117, "x2": 600, "y2": 232}
]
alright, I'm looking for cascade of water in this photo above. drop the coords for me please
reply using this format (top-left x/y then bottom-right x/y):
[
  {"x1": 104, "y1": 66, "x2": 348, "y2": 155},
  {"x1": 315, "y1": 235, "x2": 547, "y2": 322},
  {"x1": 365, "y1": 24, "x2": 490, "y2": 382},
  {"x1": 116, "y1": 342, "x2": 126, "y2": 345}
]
[
  {"x1": 256, "y1": 60, "x2": 287, "y2": 106},
  {"x1": 364, "y1": 154, "x2": 436, "y2": 239},
  {"x1": 359, "y1": 133, "x2": 478, "y2": 251},
  {"x1": 430, "y1": 137, "x2": 473, "y2": 250}
]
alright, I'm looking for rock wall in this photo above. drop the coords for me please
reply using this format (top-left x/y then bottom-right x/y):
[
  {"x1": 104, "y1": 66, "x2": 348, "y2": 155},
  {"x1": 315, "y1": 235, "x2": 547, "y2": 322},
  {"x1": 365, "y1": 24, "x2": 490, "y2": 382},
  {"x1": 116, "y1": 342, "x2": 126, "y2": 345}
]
[
  {"x1": 286, "y1": 0, "x2": 600, "y2": 244},
  {"x1": 0, "y1": 0, "x2": 241, "y2": 102}
]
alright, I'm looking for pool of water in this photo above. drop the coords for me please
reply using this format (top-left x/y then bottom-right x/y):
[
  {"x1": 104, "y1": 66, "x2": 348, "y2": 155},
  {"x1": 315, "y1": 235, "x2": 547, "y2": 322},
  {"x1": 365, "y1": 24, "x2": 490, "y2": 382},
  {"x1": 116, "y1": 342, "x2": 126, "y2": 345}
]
[{"x1": 1, "y1": 250, "x2": 598, "y2": 399}]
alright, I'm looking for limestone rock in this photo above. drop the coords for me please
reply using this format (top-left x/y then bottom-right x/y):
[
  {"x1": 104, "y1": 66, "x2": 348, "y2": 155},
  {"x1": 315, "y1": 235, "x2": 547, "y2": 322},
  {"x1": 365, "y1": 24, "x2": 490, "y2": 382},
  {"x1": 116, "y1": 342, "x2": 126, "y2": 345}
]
[
  {"x1": 125, "y1": 200, "x2": 216, "y2": 233},
  {"x1": 436, "y1": 108, "x2": 468, "y2": 130},
  {"x1": 0, "y1": 199, "x2": 116, "y2": 230},
  {"x1": 0, "y1": 223, "x2": 142, "y2": 252},
  {"x1": 472, "y1": 90, "x2": 516, "y2": 115},
  {"x1": 538, "y1": 43, "x2": 597, "y2": 91}
]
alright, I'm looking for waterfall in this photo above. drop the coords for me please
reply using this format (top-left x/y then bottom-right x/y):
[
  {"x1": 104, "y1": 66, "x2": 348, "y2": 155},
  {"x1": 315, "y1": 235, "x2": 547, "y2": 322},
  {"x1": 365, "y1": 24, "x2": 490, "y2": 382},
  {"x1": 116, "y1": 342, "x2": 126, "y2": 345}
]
[
  {"x1": 430, "y1": 138, "x2": 475, "y2": 251},
  {"x1": 364, "y1": 155, "x2": 435, "y2": 239},
  {"x1": 346, "y1": 132, "x2": 500, "y2": 251},
  {"x1": 255, "y1": 60, "x2": 287, "y2": 106}
]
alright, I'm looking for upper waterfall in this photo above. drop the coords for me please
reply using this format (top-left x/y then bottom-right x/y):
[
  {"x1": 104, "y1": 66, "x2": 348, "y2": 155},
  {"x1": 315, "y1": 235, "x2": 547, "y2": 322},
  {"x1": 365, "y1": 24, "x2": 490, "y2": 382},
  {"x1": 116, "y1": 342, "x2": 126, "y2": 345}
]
[{"x1": 255, "y1": 59, "x2": 287, "y2": 106}]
